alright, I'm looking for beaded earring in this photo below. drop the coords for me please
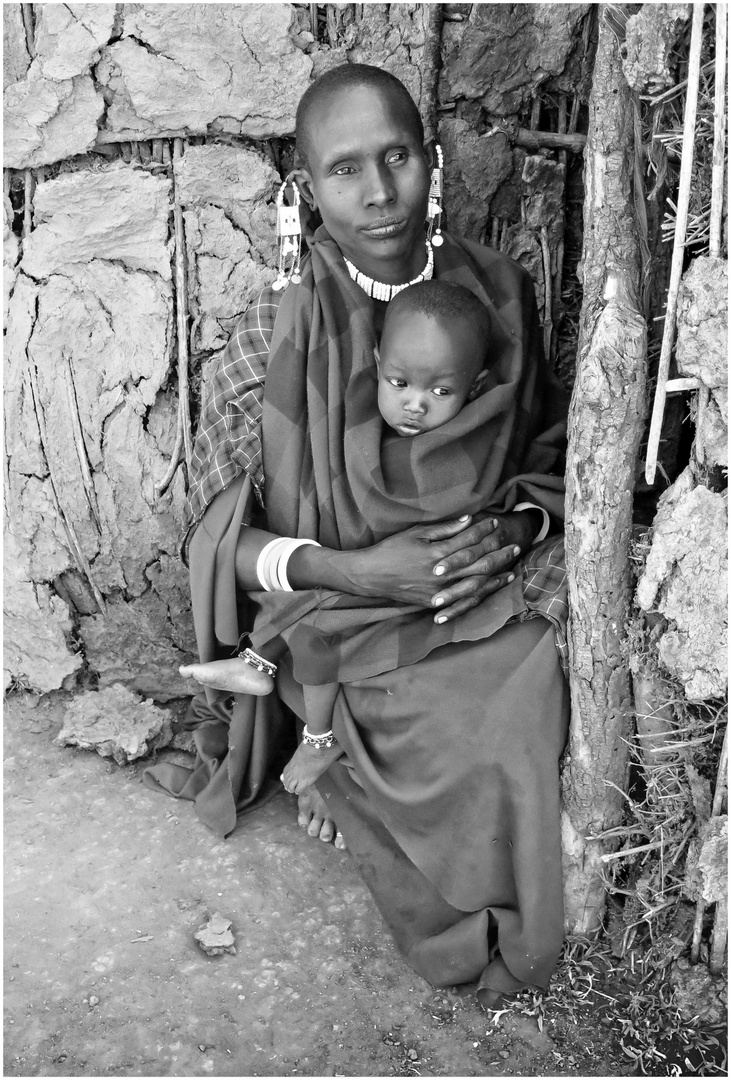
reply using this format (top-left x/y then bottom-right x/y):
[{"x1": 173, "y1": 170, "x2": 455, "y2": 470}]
[
  {"x1": 272, "y1": 179, "x2": 302, "y2": 291},
  {"x1": 426, "y1": 145, "x2": 444, "y2": 248}
]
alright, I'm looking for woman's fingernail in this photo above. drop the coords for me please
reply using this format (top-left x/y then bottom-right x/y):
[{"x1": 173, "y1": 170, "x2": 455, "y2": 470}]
[
  {"x1": 433, "y1": 596, "x2": 445, "y2": 607},
  {"x1": 513, "y1": 545, "x2": 521, "y2": 556},
  {"x1": 434, "y1": 564, "x2": 446, "y2": 576},
  {"x1": 493, "y1": 519, "x2": 498, "y2": 528},
  {"x1": 507, "y1": 573, "x2": 515, "y2": 583},
  {"x1": 458, "y1": 515, "x2": 470, "y2": 521},
  {"x1": 435, "y1": 615, "x2": 447, "y2": 624}
]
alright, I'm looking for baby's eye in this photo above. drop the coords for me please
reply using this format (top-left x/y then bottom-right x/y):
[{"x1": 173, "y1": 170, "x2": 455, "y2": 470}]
[
  {"x1": 386, "y1": 377, "x2": 407, "y2": 389},
  {"x1": 432, "y1": 387, "x2": 452, "y2": 397}
]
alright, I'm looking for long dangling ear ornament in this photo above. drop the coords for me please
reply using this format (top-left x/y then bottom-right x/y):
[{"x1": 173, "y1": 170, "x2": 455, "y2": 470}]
[
  {"x1": 272, "y1": 179, "x2": 302, "y2": 291},
  {"x1": 426, "y1": 145, "x2": 444, "y2": 248}
]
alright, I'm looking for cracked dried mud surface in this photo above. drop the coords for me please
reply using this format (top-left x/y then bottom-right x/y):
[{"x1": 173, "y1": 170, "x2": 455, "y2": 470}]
[{"x1": 5, "y1": 693, "x2": 624, "y2": 1078}]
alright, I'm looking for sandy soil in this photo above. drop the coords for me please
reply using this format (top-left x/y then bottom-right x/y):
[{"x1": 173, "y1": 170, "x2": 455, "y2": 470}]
[{"x1": 4, "y1": 691, "x2": 631, "y2": 1078}]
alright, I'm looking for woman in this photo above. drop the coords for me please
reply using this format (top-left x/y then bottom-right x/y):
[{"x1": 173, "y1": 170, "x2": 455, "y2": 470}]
[{"x1": 145, "y1": 64, "x2": 570, "y2": 1006}]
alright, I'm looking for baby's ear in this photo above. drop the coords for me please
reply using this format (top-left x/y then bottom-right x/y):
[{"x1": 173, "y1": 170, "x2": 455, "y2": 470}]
[{"x1": 468, "y1": 368, "x2": 489, "y2": 400}]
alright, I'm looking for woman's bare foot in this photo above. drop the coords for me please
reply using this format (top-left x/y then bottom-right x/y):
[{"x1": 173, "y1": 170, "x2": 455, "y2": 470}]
[
  {"x1": 296, "y1": 786, "x2": 346, "y2": 850},
  {"x1": 281, "y1": 740, "x2": 343, "y2": 796},
  {"x1": 179, "y1": 659, "x2": 273, "y2": 695}
]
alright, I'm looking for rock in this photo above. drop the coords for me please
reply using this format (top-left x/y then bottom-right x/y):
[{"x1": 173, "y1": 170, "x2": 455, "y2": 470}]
[
  {"x1": 635, "y1": 475, "x2": 728, "y2": 700},
  {"x1": 55, "y1": 683, "x2": 173, "y2": 764},
  {"x1": 669, "y1": 957, "x2": 727, "y2": 1026},
  {"x1": 675, "y1": 257, "x2": 728, "y2": 388},
  {"x1": 3, "y1": 74, "x2": 104, "y2": 169},
  {"x1": 622, "y1": 4, "x2": 691, "y2": 94},
  {"x1": 23, "y1": 164, "x2": 172, "y2": 280},
  {"x1": 439, "y1": 120, "x2": 513, "y2": 240},
  {"x1": 98, "y1": 5, "x2": 312, "y2": 140},
  {"x1": 439, "y1": 4, "x2": 590, "y2": 117},
  {"x1": 194, "y1": 912, "x2": 236, "y2": 956},
  {"x1": 3, "y1": 533, "x2": 83, "y2": 694},
  {"x1": 3, "y1": 3, "x2": 30, "y2": 90}
]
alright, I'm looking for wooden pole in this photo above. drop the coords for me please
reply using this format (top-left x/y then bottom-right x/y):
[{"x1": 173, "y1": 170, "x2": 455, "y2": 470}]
[
  {"x1": 709, "y1": 3, "x2": 727, "y2": 259},
  {"x1": 644, "y1": 3, "x2": 705, "y2": 485},
  {"x1": 562, "y1": 6, "x2": 648, "y2": 933}
]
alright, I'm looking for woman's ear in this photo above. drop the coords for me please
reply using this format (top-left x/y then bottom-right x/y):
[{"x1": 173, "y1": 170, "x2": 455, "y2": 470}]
[
  {"x1": 468, "y1": 368, "x2": 490, "y2": 400},
  {"x1": 291, "y1": 167, "x2": 316, "y2": 213},
  {"x1": 373, "y1": 345, "x2": 381, "y2": 368},
  {"x1": 423, "y1": 138, "x2": 437, "y2": 171}
]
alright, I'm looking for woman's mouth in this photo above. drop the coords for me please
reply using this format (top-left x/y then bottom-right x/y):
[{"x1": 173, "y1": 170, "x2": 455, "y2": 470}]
[{"x1": 361, "y1": 217, "x2": 407, "y2": 239}]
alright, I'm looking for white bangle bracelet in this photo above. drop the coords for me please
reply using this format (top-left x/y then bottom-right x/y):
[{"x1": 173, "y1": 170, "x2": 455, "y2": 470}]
[
  {"x1": 278, "y1": 538, "x2": 321, "y2": 591},
  {"x1": 513, "y1": 502, "x2": 550, "y2": 544},
  {"x1": 256, "y1": 536, "x2": 321, "y2": 591}
]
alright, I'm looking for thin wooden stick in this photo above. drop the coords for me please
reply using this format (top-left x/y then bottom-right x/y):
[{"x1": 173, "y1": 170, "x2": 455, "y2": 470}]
[
  {"x1": 152, "y1": 139, "x2": 164, "y2": 164},
  {"x1": 514, "y1": 129, "x2": 587, "y2": 154},
  {"x1": 156, "y1": 139, "x2": 193, "y2": 495},
  {"x1": 490, "y1": 217, "x2": 499, "y2": 248},
  {"x1": 155, "y1": 416, "x2": 185, "y2": 497},
  {"x1": 709, "y1": 2, "x2": 727, "y2": 258},
  {"x1": 530, "y1": 97, "x2": 541, "y2": 131},
  {"x1": 22, "y1": 169, "x2": 33, "y2": 239},
  {"x1": 62, "y1": 354, "x2": 102, "y2": 533},
  {"x1": 173, "y1": 138, "x2": 193, "y2": 473},
  {"x1": 539, "y1": 224, "x2": 553, "y2": 360},
  {"x1": 558, "y1": 92, "x2": 568, "y2": 169},
  {"x1": 26, "y1": 361, "x2": 107, "y2": 615},
  {"x1": 644, "y1": 2, "x2": 705, "y2": 485},
  {"x1": 665, "y1": 376, "x2": 702, "y2": 392}
]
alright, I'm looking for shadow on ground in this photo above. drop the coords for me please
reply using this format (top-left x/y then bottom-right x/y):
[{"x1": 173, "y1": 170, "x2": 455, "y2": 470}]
[{"x1": 5, "y1": 692, "x2": 631, "y2": 1078}]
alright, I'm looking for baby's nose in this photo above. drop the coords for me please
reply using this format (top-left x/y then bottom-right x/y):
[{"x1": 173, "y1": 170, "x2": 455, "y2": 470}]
[{"x1": 404, "y1": 394, "x2": 427, "y2": 414}]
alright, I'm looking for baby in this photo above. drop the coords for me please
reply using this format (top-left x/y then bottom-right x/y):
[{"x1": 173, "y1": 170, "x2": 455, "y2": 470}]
[{"x1": 182, "y1": 280, "x2": 492, "y2": 795}]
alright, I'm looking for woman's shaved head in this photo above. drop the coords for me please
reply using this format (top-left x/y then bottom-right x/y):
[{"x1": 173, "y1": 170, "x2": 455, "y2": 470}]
[{"x1": 295, "y1": 64, "x2": 425, "y2": 169}]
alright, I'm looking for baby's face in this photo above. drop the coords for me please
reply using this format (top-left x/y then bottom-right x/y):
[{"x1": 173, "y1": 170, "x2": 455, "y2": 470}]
[{"x1": 377, "y1": 311, "x2": 485, "y2": 437}]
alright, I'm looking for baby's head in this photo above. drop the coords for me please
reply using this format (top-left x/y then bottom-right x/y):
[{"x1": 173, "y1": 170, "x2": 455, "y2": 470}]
[{"x1": 376, "y1": 281, "x2": 491, "y2": 437}]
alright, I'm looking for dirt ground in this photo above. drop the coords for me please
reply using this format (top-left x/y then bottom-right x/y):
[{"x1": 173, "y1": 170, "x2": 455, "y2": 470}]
[{"x1": 4, "y1": 691, "x2": 651, "y2": 1078}]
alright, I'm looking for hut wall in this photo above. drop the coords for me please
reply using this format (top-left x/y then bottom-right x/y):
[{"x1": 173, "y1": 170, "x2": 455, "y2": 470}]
[{"x1": 3, "y1": 3, "x2": 590, "y2": 695}]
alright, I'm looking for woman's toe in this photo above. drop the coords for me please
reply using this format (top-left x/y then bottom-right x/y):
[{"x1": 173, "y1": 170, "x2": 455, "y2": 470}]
[
  {"x1": 318, "y1": 818, "x2": 335, "y2": 843},
  {"x1": 334, "y1": 831, "x2": 347, "y2": 851}
]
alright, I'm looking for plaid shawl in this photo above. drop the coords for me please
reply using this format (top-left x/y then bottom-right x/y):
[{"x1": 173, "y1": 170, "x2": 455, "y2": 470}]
[{"x1": 248, "y1": 228, "x2": 567, "y2": 683}]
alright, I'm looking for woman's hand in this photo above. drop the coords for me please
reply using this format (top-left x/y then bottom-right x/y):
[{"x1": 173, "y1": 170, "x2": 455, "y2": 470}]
[{"x1": 336, "y1": 509, "x2": 540, "y2": 620}]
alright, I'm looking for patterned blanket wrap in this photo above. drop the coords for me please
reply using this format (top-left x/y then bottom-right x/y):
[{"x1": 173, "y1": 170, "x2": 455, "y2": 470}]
[{"x1": 249, "y1": 229, "x2": 567, "y2": 685}]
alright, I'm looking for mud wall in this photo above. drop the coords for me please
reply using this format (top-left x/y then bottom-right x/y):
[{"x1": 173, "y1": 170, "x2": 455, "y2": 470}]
[{"x1": 4, "y1": 3, "x2": 591, "y2": 697}]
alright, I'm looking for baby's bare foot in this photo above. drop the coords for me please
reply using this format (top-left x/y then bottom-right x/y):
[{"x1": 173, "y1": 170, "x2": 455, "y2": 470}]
[
  {"x1": 281, "y1": 740, "x2": 343, "y2": 796},
  {"x1": 179, "y1": 658, "x2": 273, "y2": 695}
]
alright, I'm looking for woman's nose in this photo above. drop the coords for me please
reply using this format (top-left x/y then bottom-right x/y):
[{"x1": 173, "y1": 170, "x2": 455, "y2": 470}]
[{"x1": 364, "y1": 162, "x2": 396, "y2": 207}]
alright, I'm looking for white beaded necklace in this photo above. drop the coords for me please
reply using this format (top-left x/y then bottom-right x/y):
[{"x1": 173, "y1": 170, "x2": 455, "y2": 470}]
[{"x1": 344, "y1": 240, "x2": 434, "y2": 302}]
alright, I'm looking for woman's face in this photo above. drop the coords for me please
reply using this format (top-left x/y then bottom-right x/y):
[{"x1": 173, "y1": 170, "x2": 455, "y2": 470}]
[{"x1": 294, "y1": 84, "x2": 432, "y2": 284}]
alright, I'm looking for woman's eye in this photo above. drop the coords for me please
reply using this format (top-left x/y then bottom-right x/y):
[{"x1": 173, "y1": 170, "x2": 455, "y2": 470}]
[
  {"x1": 332, "y1": 164, "x2": 356, "y2": 176},
  {"x1": 387, "y1": 150, "x2": 408, "y2": 165},
  {"x1": 432, "y1": 387, "x2": 452, "y2": 397}
]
